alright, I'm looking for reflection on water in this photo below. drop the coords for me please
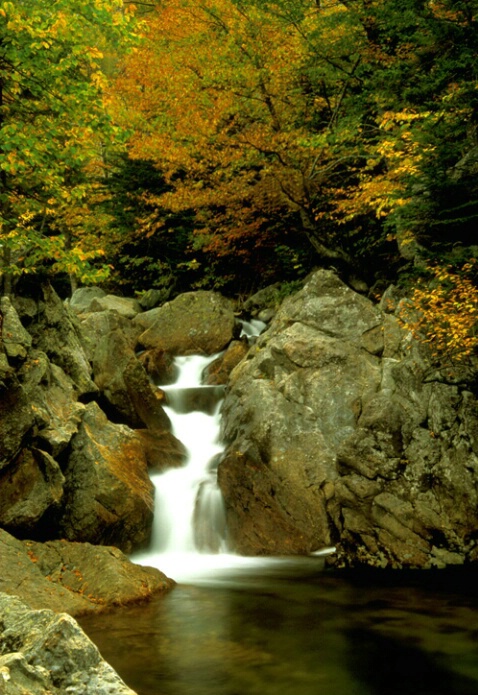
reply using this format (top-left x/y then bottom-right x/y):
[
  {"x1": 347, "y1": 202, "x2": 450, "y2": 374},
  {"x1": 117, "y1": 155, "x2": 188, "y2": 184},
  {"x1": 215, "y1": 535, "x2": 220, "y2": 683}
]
[{"x1": 80, "y1": 563, "x2": 478, "y2": 695}]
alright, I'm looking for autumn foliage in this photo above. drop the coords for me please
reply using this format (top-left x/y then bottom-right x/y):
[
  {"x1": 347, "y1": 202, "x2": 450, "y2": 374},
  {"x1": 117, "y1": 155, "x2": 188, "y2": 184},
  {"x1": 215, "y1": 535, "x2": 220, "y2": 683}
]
[
  {"x1": 0, "y1": 0, "x2": 137, "y2": 291},
  {"x1": 400, "y1": 261, "x2": 478, "y2": 382},
  {"x1": 0, "y1": 0, "x2": 476, "y2": 380}
]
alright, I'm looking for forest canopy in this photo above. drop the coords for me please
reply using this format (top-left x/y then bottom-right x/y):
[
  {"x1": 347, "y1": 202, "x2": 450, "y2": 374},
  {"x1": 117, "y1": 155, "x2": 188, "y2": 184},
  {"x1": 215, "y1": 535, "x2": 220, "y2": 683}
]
[
  {"x1": 0, "y1": 0, "x2": 477, "y2": 372},
  {"x1": 0, "y1": 0, "x2": 137, "y2": 292}
]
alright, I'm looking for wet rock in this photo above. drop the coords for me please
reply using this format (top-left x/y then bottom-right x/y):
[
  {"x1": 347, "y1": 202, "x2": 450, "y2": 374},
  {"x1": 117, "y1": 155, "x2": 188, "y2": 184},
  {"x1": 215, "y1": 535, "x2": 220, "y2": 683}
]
[
  {"x1": 138, "y1": 347, "x2": 177, "y2": 385},
  {"x1": 135, "y1": 290, "x2": 236, "y2": 355},
  {"x1": 203, "y1": 339, "x2": 250, "y2": 385},
  {"x1": 135, "y1": 429, "x2": 187, "y2": 472},
  {"x1": 57, "y1": 402, "x2": 155, "y2": 553}
]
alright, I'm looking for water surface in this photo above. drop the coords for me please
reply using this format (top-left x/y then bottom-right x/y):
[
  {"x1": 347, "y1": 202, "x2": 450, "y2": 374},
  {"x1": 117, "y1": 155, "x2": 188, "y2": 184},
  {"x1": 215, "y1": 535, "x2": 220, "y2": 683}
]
[{"x1": 80, "y1": 561, "x2": 478, "y2": 695}]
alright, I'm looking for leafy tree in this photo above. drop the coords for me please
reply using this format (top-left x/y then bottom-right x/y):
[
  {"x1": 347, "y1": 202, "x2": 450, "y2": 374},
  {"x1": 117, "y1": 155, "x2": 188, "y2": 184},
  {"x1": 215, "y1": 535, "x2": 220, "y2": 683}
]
[
  {"x1": 339, "y1": 0, "x2": 478, "y2": 254},
  {"x1": 0, "y1": 0, "x2": 137, "y2": 294},
  {"x1": 400, "y1": 260, "x2": 478, "y2": 387},
  {"x1": 110, "y1": 0, "x2": 374, "y2": 282}
]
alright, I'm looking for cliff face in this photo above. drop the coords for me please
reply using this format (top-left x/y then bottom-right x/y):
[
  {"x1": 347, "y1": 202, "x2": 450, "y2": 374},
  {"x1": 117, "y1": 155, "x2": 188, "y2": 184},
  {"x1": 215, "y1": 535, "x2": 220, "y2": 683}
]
[
  {"x1": 2, "y1": 274, "x2": 477, "y2": 577},
  {"x1": 219, "y1": 270, "x2": 478, "y2": 569}
]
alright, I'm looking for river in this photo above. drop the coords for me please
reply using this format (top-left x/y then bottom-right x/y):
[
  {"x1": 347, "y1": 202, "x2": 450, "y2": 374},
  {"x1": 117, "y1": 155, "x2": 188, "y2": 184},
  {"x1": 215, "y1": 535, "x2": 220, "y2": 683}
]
[{"x1": 79, "y1": 328, "x2": 478, "y2": 695}]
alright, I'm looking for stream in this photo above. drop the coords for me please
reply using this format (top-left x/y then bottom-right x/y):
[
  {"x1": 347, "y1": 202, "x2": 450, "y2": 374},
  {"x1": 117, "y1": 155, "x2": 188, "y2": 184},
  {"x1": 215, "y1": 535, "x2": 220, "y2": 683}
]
[{"x1": 80, "y1": 328, "x2": 478, "y2": 695}]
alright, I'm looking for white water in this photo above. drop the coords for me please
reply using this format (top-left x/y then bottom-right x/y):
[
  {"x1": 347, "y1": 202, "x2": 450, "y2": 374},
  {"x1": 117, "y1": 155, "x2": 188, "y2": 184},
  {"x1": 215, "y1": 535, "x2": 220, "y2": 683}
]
[{"x1": 132, "y1": 320, "x2": 335, "y2": 584}]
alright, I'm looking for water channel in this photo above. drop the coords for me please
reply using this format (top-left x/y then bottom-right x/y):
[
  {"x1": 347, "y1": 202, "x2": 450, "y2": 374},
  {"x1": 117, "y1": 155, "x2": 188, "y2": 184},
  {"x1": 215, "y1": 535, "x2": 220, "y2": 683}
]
[{"x1": 80, "y1": 326, "x2": 478, "y2": 695}]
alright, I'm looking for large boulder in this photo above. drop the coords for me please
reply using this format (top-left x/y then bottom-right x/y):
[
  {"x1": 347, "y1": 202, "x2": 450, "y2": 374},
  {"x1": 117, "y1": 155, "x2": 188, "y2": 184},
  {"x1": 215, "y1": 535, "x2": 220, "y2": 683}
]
[
  {"x1": 0, "y1": 295, "x2": 32, "y2": 362},
  {"x1": 0, "y1": 529, "x2": 173, "y2": 616},
  {"x1": 92, "y1": 327, "x2": 170, "y2": 430},
  {"x1": 89, "y1": 294, "x2": 142, "y2": 319},
  {"x1": 134, "y1": 290, "x2": 237, "y2": 355},
  {"x1": 0, "y1": 448, "x2": 64, "y2": 537},
  {"x1": 57, "y1": 402, "x2": 155, "y2": 553},
  {"x1": 79, "y1": 310, "x2": 141, "y2": 364},
  {"x1": 0, "y1": 592, "x2": 137, "y2": 694},
  {"x1": 0, "y1": 298, "x2": 87, "y2": 473},
  {"x1": 68, "y1": 286, "x2": 107, "y2": 314},
  {"x1": 18, "y1": 284, "x2": 97, "y2": 397},
  {"x1": 218, "y1": 270, "x2": 478, "y2": 568}
]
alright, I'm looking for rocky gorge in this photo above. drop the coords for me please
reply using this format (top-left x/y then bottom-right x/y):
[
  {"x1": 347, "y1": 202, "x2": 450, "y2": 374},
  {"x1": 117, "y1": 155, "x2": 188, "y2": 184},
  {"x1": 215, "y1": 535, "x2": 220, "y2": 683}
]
[{"x1": 0, "y1": 269, "x2": 477, "y2": 692}]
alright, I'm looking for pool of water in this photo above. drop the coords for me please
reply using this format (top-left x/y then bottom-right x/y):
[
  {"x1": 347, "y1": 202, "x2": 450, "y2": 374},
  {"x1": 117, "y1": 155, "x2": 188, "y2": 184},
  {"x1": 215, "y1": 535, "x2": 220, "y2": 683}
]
[{"x1": 80, "y1": 560, "x2": 478, "y2": 695}]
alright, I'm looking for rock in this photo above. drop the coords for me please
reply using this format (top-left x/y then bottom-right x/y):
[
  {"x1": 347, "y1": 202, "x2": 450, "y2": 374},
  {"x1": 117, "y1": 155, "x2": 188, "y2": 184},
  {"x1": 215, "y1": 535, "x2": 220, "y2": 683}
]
[
  {"x1": 89, "y1": 294, "x2": 142, "y2": 319},
  {"x1": 0, "y1": 529, "x2": 173, "y2": 616},
  {"x1": 25, "y1": 284, "x2": 97, "y2": 397},
  {"x1": 135, "y1": 429, "x2": 187, "y2": 472},
  {"x1": 0, "y1": 371, "x2": 35, "y2": 472},
  {"x1": 0, "y1": 592, "x2": 137, "y2": 694},
  {"x1": 57, "y1": 402, "x2": 155, "y2": 553},
  {"x1": 18, "y1": 351, "x2": 86, "y2": 457},
  {"x1": 122, "y1": 358, "x2": 171, "y2": 431},
  {"x1": 203, "y1": 339, "x2": 250, "y2": 385},
  {"x1": 0, "y1": 296, "x2": 32, "y2": 362},
  {"x1": 218, "y1": 269, "x2": 478, "y2": 568},
  {"x1": 92, "y1": 328, "x2": 170, "y2": 429},
  {"x1": 0, "y1": 350, "x2": 84, "y2": 473},
  {"x1": 138, "y1": 288, "x2": 167, "y2": 310},
  {"x1": 243, "y1": 283, "x2": 281, "y2": 317},
  {"x1": 79, "y1": 310, "x2": 141, "y2": 364},
  {"x1": 68, "y1": 286, "x2": 107, "y2": 314},
  {"x1": 134, "y1": 290, "x2": 236, "y2": 355},
  {"x1": 138, "y1": 347, "x2": 177, "y2": 385},
  {"x1": 0, "y1": 448, "x2": 64, "y2": 536}
]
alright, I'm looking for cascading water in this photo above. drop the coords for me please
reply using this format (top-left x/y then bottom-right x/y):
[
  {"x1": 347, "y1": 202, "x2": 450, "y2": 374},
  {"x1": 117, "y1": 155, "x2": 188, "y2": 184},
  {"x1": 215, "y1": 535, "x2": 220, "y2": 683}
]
[
  {"x1": 132, "y1": 320, "x2": 267, "y2": 582},
  {"x1": 132, "y1": 318, "x2": 335, "y2": 584},
  {"x1": 148, "y1": 353, "x2": 227, "y2": 556}
]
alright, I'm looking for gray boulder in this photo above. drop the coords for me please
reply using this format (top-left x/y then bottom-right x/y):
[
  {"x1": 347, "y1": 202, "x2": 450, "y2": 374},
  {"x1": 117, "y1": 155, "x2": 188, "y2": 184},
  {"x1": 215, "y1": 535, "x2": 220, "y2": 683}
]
[
  {"x1": 58, "y1": 402, "x2": 155, "y2": 553},
  {"x1": 79, "y1": 310, "x2": 141, "y2": 364},
  {"x1": 89, "y1": 294, "x2": 142, "y2": 319},
  {"x1": 0, "y1": 296, "x2": 32, "y2": 362},
  {"x1": 0, "y1": 592, "x2": 137, "y2": 694},
  {"x1": 134, "y1": 290, "x2": 237, "y2": 355},
  {"x1": 25, "y1": 284, "x2": 97, "y2": 397},
  {"x1": 68, "y1": 286, "x2": 107, "y2": 314},
  {"x1": 0, "y1": 448, "x2": 64, "y2": 536},
  {"x1": 0, "y1": 529, "x2": 173, "y2": 616},
  {"x1": 218, "y1": 270, "x2": 478, "y2": 568}
]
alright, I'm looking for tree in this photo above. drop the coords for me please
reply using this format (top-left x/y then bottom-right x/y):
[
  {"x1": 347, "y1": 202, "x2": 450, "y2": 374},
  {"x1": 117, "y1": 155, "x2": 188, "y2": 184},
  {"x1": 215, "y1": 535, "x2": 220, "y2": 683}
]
[
  {"x1": 399, "y1": 260, "x2": 478, "y2": 387},
  {"x1": 0, "y1": 0, "x2": 137, "y2": 294},
  {"x1": 111, "y1": 0, "x2": 373, "y2": 281}
]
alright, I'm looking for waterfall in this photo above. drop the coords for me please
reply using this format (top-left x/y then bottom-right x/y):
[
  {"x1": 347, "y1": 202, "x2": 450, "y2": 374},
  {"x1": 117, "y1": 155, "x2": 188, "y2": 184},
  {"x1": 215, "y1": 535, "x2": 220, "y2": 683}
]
[
  {"x1": 132, "y1": 318, "x2": 336, "y2": 583},
  {"x1": 132, "y1": 320, "x2": 266, "y2": 581},
  {"x1": 149, "y1": 356, "x2": 227, "y2": 555}
]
